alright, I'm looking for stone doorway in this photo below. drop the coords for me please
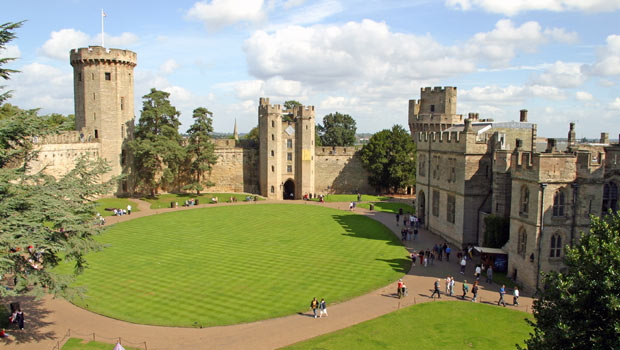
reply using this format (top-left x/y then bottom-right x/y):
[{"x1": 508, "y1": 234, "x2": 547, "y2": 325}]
[
  {"x1": 418, "y1": 190, "x2": 425, "y2": 226},
  {"x1": 283, "y1": 179, "x2": 295, "y2": 200}
]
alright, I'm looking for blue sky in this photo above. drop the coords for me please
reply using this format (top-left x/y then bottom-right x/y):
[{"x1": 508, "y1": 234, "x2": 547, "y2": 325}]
[{"x1": 2, "y1": 0, "x2": 619, "y2": 138}]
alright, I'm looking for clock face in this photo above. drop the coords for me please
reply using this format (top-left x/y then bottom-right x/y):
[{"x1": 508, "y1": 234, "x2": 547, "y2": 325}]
[{"x1": 285, "y1": 125, "x2": 295, "y2": 135}]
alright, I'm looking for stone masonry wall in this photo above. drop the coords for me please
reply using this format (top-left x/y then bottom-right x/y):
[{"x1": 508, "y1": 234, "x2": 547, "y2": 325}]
[
  {"x1": 207, "y1": 145, "x2": 259, "y2": 194},
  {"x1": 29, "y1": 141, "x2": 102, "y2": 177},
  {"x1": 314, "y1": 146, "x2": 375, "y2": 195}
]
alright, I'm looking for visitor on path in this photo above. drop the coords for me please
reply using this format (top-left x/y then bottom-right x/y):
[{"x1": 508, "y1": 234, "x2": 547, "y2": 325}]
[
  {"x1": 310, "y1": 297, "x2": 319, "y2": 318},
  {"x1": 449, "y1": 277, "x2": 455, "y2": 296},
  {"x1": 319, "y1": 298, "x2": 328, "y2": 317},
  {"x1": 0, "y1": 328, "x2": 7, "y2": 338},
  {"x1": 406, "y1": 229, "x2": 411, "y2": 241},
  {"x1": 513, "y1": 286, "x2": 520, "y2": 306},
  {"x1": 410, "y1": 253, "x2": 416, "y2": 266},
  {"x1": 472, "y1": 281, "x2": 479, "y2": 302},
  {"x1": 486, "y1": 266, "x2": 493, "y2": 284},
  {"x1": 357, "y1": 193, "x2": 361, "y2": 202},
  {"x1": 430, "y1": 251, "x2": 435, "y2": 265},
  {"x1": 498, "y1": 285, "x2": 507, "y2": 307},
  {"x1": 430, "y1": 279, "x2": 441, "y2": 299},
  {"x1": 445, "y1": 276, "x2": 450, "y2": 294},
  {"x1": 413, "y1": 227, "x2": 418, "y2": 240},
  {"x1": 401, "y1": 228, "x2": 406, "y2": 241},
  {"x1": 395, "y1": 213, "x2": 400, "y2": 226},
  {"x1": 423, "y1": 254, "x2": 428, "y2": 267},
  {"x1": 446, "y1": 246, "x2": 451, "y2": 261},
  {"x1": 475, "y1": 265, "x2": 481, "y2": 280},
  {"x1": 14, "y1": 308, "x2": 23, "y2": 330},
  {"x1": 460, "y1": 257, "x2": 467, "y2": 274},
  {"x1": 462, "y1": 280, "x2": 469, "y2": 300},
  {"x1": 349, "y1": 202, "x2": 353, "y2": 210},
  {"x1": 397, "y1": 279, "x2": 405, "y2": 298},
  {"x1": 127, "y1": 204, "x2": 132, "y2": 215}
]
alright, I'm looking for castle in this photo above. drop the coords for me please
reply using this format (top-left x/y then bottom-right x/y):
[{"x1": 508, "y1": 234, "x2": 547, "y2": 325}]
[
  {"x1": 28, "y1": 46, "x2": 373, "y2": 199},
  {"x1": 410, "y1": 86, "x2": 620, "y2": 292}
]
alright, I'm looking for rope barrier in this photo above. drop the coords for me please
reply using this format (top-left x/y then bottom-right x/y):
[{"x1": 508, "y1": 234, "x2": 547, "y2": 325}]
[{"x1": 53, "y1": 329, "x2": 148, "y2": 350}]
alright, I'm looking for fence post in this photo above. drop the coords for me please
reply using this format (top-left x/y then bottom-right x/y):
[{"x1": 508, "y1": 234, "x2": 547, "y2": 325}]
[
  {"x1": 144, "y1": 341, "x2": 148, "y2": 350},
  {"x1": 93, "y1": 333, "x2": 95, "y2": 341}
]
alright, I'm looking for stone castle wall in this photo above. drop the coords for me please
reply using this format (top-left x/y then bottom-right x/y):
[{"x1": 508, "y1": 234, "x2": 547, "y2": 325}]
[
  {"x1": 314, "y1": 146, "x2": 375, "y2": 195},
  {"x1": 206, "y1": 144, "x2": 259, "y2": 194},
  {"x1": 29, "y1": 140, "x2": 102, "y2": 177}
]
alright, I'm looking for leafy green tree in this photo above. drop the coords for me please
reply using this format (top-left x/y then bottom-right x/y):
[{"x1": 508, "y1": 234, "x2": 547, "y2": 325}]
[
  {"x1": 360, "y1": 125, "x2": 416, "y2": 193},
  {"x1": 130, "y1": 88, "x2": 185, "y2": 196},
  {"x1": 244, "y1": 126, "x2": 259, "y2": 143},
  {"x1": 520, "y1": 212, "x2": 620, "y2": 350},
  {"x1": 317, "y1": 112, "x2": 357, "y2": 146},
  {"x1": 282, "y1": 100, "x2": 301, "y2": 123},
  {"x1": 183, "y1": 107, "x2": 218, "y2": 195},
  {"x1": 42, "y1": 112, "x2": 75, "y2": 131},
  {"x1": 483, "y1": 215, "x2": 510, "y2": 248},
  {"x1": 0, "y1": 21, "x2": 24, "y2": 104}
]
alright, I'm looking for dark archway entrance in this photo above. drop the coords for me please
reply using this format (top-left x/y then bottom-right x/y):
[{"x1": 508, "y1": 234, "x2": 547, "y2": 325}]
[
  {"x1": 418, "y1": 190, "x2": 425, "y2": 226},
  {"x1": 284, "y1": 179, "x2": 295, "y2": 200}
]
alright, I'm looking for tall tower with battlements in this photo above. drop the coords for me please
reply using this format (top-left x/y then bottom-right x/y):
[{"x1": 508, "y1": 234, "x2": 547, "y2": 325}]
[
  {"x1": 70, "y1": 46, "x2": 137, "y2": 191},
  {"x1": 408, "y1": 86, "x2": 463, "y2": 137}
]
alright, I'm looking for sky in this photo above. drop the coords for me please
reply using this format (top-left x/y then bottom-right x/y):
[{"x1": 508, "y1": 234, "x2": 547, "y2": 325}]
[{"x1": 1, "y1": 0, "x2": 619, "y2": 138}]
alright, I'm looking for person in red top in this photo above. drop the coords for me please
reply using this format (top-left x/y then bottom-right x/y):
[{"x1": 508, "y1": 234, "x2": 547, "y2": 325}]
[{"x1": 397, "y1": 279, "x2": 404, "y2": 298}]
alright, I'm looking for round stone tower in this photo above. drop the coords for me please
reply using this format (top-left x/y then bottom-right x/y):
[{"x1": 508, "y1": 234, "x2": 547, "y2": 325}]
[{"x1": 70, "y1": 46, "x2": 137, "y2": 191}]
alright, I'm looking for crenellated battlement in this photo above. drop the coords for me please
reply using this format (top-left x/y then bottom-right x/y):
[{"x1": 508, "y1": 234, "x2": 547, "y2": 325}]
[
  {"x1": 415, "y1": 130, "x2": 464, "y2": 144},
  {"x1": 292, "y1": 105, "x2": 315, "y2": 119},
  {"x1": 315, "y1": 146, "x2": 361, "y2": 156},
  {"x1": 258, "y1": 97, "x2": 283, "y2": 115},
  {"x1": 38, "y1": 128, "x2": 99, "y2": 145},
  {"x1": 70, "y1": 46, "x2": 137, "y2": 67},
  {"x1": 421, "y1": 86, "x2": 457, "y2": 93}
]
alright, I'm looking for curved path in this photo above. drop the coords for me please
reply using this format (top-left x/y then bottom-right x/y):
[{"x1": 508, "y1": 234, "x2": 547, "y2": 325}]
[{"x1": 2, "y1": 198, "x2": 533, "y2": 350}]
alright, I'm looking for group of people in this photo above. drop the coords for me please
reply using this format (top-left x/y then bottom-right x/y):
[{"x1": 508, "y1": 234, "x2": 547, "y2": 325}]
[
  {"x1": 112, "y1": 204, "x2": 132, "y2": 216},
  {"x1": 309, "y1": 297, "x2": 328, "y2": 318},
  {"x1": 184, "y1": 198, "x2": 199, "y2": 206},
  {"x1": 397, "y1": 279, "x2": 408, "y2": 298},
  {"x1": 425, "y1": 277, "x2": 519, "y2": 306},
  {"x1": 413, "y1": 242, "x2": 450, "y2": 267}
]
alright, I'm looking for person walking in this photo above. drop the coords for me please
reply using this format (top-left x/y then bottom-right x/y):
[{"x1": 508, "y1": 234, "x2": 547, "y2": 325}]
[
  {"x1": 397, "y1": 279, "x2": 404, "y2": 298},
  {"x1": 310, "y1": 297, "x2": 319, "y2": 318},
  {"x1": 319, "y1": 298, "x2": 328, "y2": 317},
  {"x1": 486, "y1": 265, "x2": 493, "y2": 284},
  {"x1": 472, "y1": 281, "x2": 479, "y2": 302},
  {"x1": 430, "y1": 279, "x2": 441, "y2": 299},
  {"x1": 475, "y1": 265, "x2": 482, "y2": 280},
  {"x1": 445, "y1": 276, "x2": 451, "y2": 294},
  {"x1": 446, "y1": 246, "x2": 451, "y2": 261},
  {"x1": 449, "y1": 277, "x2": 455, "y2": 296},
  {"x1": 127, "y1": 204, "x2": 132, "y2": 215},
  {"x1": 413, "y1": 227, "x2": 418, "y2": 240},
  {"x1": 462, "y1": 280, "x2": 469, "y2": 300},
  {"x1": 498, "y1": 285, "x2": 507, "y2": 307},
  {"x1": 513, "y1": 286, "x2": 520, "y2": 306},
  {"x1": 460, "y1": 257, "x2": 467, "y2": 274},
  {"x1": 395, "y1": 213, "x2": 400, "y2": 226}
]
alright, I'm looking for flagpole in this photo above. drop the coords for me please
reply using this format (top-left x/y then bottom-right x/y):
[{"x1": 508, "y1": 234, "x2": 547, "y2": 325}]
[{"x1": 101, "y1": 9, "x2": 105, "y2": 47}]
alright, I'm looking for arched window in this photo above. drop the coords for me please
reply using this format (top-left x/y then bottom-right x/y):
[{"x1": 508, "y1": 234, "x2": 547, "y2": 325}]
[
  {"x1": 553, "y1": 190, "x2": 566, "y2": 217},
  {"x1": 602, "y1": 182, "x2": 618, "y2": 214},
  {"x1": 517, "y1": 227, "x2": 527, "y2": 258},
  {"x1": 270, "y1": 186, "x2": 274, "y2": 193},
  {"x1": 519, "y1": 186, "x2": 529, "y2": 217},
  {"x1": 550, "y1": 233, "x2": 563, "y2": 258}
]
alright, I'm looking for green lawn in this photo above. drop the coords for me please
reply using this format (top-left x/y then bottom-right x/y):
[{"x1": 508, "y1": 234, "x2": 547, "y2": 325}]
[
  {"x1": 309, "y1": 194, "x2": 392, "y2": 202},
  {"x1": 62, "y1": 338, "x2": 142, "y2": 350},
  {"x1": 283, "y1": 301, "x2": 533, "y2": 350},
  {"x1": 58, "y1": 204, "x2": 409, "y2": 327},
  {"x1": 95, "y1": 198, "x2": 140, "y2": 217},
  {"x1": 142, "y1": 193, "x2": 263, "y2": 209},
  {"x1": 358, "y1": 202, "x2": 415, "y2": 214}
]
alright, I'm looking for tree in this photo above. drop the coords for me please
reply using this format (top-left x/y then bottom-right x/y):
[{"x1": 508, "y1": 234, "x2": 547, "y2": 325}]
[
  {"x1": 282, "y1": 100, "x2": 301, "y2": 123},
  {"x1": 0, "y1": 104, "x2": 114, "y2": 298},
  {"x1": 520, "y1": 212, "x2": 620, "y2": 350},
  {"x1": 360, "y1": 125, "x2": 416, "y2": 193},
  {"x1": 317, "y1": 112, "x2": 357, "y2": 146},
  {"x1": 244, "y1": 126, "x2": 259, "y2": 143},
  {"x1": 42, "y1": 112, "x2": 75, "y2": 131},
  {"x1": 0, "y1": 21, "x2": 24, "y2": 104},
  {"x1": 130, "y1": 88, "x2": 185, "y2": 195},
  {"x1": 183, "y1": 107, "x2": 218, "y2": 195},
  {"x1": 483, "y1": 215, "x2": 510, "y2": 248}
]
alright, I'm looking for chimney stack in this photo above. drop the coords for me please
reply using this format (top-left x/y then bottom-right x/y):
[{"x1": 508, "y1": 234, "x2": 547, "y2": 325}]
[
  {"x1": 601, "y1": 132, "x2": 610, "y2": 144},
  {"x1": 546, "y1": 138, "x2": 557, "y2": 153},
  {"x1": 520, "y1": 109, "x2": 528, "y2": 122},
  {"x1": 568, "y1": 122, "x2": 576, "y2": 147},
  {"x1": 464, "y1": 118, "x2": 472, "y2": 132}
]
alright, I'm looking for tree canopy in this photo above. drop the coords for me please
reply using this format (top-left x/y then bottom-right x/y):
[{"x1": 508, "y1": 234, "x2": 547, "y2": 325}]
[
  {"x1": 359, "y1": 125, "x2": 415, "y2": 193},
  {"x1": 520, "y1": 212, "x2": 620, "y2": 350},
  {"x1": 282, "y1": 100, "x2": 301, "y2": 123},
  {"x1": 130, "y1": 88, "x2": 185, "y2": 195},
  {"x1": 317, "y1": 112, "x2": 357, "y2": 147},
  {"x1": 0, "y1": 21, "x2": 24, "y2": 104},
  {"x1": 184, "y1": 107, "x2": 218, "y2": 195}
]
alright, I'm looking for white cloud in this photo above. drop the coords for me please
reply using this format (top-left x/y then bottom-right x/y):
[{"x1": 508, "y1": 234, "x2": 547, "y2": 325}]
[
  {"x1": 283, "y1": 0, "x2": 306, "y2": 8},
  {"x1": 160, "y1": 59, "x2": 180, "y2": 74},
  {"x1": 5, "y1": 63, "x2": 73, "y2": 114},
  {"x1": 0, "y1": 44, "x2": 21, "y2": 59},
  {"x1": 576, "y1": 91, "x2": 593, "y2": 101},
  {"x1": 267, "y1": 0, "x2": 343, "y2": 30},
  {"x1": 463, "y1": 19, "x2": 577, "y2": 67},
  {"x1": 39, "y1": 29, "x2": 138, "y2": 60},
  {"x1": 589, "y1": 34, "x2": 620, "y2": 76},
  {"x1": 232, "y1": 77, "x2": 307, "y2": 100},
  {"x1": 445, "y1": 0, "x2": 620, "y2": 15},
  {"x1": 186, "y1": 0, "x2": 265, "y2": 30},
  {"x1": 533, "y1": 61, "x2": 587, "y2": 88},
  {"x1": 460, "y1": 85, "x2": 565, "y2": 104},
  {"x1": 610, "y1": 97, "x2": 620, "y2": 110}
]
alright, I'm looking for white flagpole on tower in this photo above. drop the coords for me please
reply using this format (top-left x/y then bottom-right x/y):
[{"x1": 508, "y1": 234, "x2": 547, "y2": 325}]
[{"x1": 101, "y1": 9, "x2": 106, "y2": 47}]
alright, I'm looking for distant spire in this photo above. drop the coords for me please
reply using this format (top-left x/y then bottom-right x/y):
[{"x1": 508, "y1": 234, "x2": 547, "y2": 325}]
[{"x1": 233, "y1": 118, "x2": 239, "y2": 141}]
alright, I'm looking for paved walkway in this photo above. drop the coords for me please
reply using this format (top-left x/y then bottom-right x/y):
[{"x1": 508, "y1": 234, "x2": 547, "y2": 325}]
[{"x1": 2, "y1": 198, "x2": 533, "y2": 350}]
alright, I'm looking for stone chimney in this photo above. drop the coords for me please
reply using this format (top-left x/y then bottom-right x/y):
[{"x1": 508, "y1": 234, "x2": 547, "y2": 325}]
[
  {"x1": 568, "y1": 122, "x2": 576, "y2": 148},
  {"x1": 464, "y1": 118, "x2": 472, "y2": 132},
  {"x1": 515, "y1": 138, "x2": 523, "y2": 150},
  {"x1": 601, "y1": 132, "x2": 610, "y2": 144},
  {"x1": 520, "y1": 109, "x2": 528, "y2": 122},
  {"x1": 546, "y1": 138, "x2": 557, "y2": 153}
]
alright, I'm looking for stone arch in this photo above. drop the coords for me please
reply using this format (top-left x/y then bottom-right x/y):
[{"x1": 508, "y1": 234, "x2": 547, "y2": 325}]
[
  {"x1": 417, "y1": 190, "x2": 426, "y2": 226},
  {"x1": 283, "y1": 178, "x2": 295, "y2": 200}
]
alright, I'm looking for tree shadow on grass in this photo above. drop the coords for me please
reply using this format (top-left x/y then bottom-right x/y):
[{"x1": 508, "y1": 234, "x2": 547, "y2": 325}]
[
  {"x1": 1, "y1": 295, "x2": 56, "y2": 345},
  {"x1": 375, "y1": 258, "x2": 411, "y2": 274},
  {"x1": 331, "y1": 214, "x2": 402, "y2": 247}
]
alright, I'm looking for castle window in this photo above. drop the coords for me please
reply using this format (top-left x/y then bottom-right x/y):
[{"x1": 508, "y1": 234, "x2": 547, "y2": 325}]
[
  {"x1": 419, "y1": 155, "x2": 426, "y2": 177},
  {"x1": 121, "y1": 125, "x2": 125, "y2": 137},
  {"x1": 287, "y1": 139, "x2": 292, "y2": 149},
  {"x1": 432, "y1": 190, "x2": 439, "y2": 217},
  {"x1": 271, "y1": 150, "x2": 274, "y2": 157},
  {"x1": 94, "y1": 112, "x2": 96, "y2": 121},
  {"x1": 550, "y1": 233, "x2": 563, "y2": 258},
  {"x1": 272, "y1": 121, "x2": 275, "y2": 128},
  {"x1": 447, "y1": 195, "x2": 455, "y2": 223},
  {"x1": 602, "y1": 182, "x2": 618, "y2": 214},
  {"x1": 93, "y1": 92, "x2": 96, "y2": 100},
  {"x1": 287, "y1": 152, "x2": 292, "y2": 161},
  {"x1": 121, "y1": 150, "x2": 126, "y2": 166},
  {"x1": 272, "y1": 134, "x2": 275, "y2": 141},
  {"x1": 91, "y1": 73, "x2": 94, "y2": 80},
  {"x1": 432, "y1": 156, "x2": 440, "y2": 180},
  {"x1": 94, "y1": 130, "x2": 99, "y2": 139},
  {"x1": 519, "y1": 185, "x2": 529, "y2": 217},
  {"x1": 553, "y1": 190, "x2": 566, "y2": 217},
  {"x1": 105, "y1": 72, "x2": 111, "y2": 80},
  {"x1": 449, "y1": 158, "x2": 456, "y2": 183},
  {"x1": 270, "y1": 186, "x2": 274, "y2": 193},
  {"x1": 430, "y1": 105, "x2": 435, "y2": 112},
  {"x1": 271, "y1": 165, "x2": 274, "y2": 172},
  {"x1": 78, "y1": 73, "x2": 82, "y2": 81},
  {"x1": 518, "y1": 228, "x2": 527, "y2": 258},
  {"x1": 287, "y1": 165, "x2": 292, "y2": 173},
  {"x1": 120, "y1": 97, "x2": 124, "y2": 110}
]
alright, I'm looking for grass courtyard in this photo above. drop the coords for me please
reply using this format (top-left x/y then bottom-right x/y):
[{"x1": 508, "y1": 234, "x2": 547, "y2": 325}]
[
  {"x1": 62, "y1": 338, "x2": 142, "y2": 350},
  {"x1": 309, "y1": 194, "x2": 391, "y2": 202},
  {"x1": 283, "y1": 301, "x2": 533, "y2": 350},
  {"x1": 142, "y1": 192, "x2": 262, "y2": 209},
  {"x1": 59, "y1": 204, "x2": 409, "y2": 327},
  {"x1": 94, "y1": 198, "x2": 140, "y2": 217}
]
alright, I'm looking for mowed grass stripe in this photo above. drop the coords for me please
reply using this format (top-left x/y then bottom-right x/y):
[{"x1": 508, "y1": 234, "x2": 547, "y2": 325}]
[{"x1": 58, "y1": 204, "x2": 409, "y2": 327}]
